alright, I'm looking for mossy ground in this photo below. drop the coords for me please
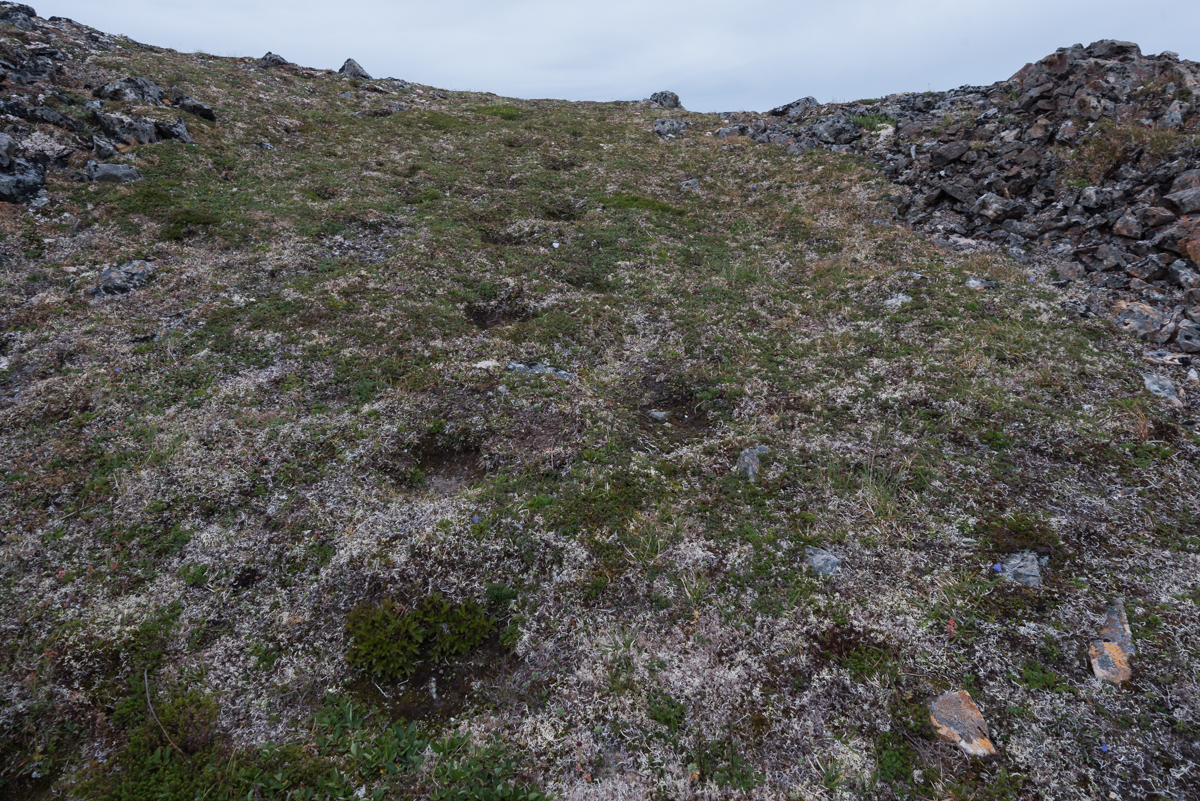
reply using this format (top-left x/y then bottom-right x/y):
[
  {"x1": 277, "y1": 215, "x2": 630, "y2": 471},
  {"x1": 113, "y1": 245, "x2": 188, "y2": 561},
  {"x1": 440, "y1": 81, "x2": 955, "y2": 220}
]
[{"x1": 1, "y1": 27, "x2": 1199, "y2": 801}]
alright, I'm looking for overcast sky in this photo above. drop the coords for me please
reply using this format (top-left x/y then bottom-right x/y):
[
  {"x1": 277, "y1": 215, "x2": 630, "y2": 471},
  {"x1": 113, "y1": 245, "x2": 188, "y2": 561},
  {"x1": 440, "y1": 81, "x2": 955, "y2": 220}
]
[{"x1": 42, "y1": 1, "x2": 1200, "y2": 112}]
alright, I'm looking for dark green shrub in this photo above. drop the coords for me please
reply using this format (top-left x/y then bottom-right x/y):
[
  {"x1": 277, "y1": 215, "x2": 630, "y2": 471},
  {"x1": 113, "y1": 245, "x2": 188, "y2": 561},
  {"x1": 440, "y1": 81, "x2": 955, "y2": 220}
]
[
  {"x1": 647, "y1": 690, "x2": 686, "y2": 732},
  {"x1": 345, "y1": 599, "x2": 425, "y2": 678},
  {"x1": 345, "y1": 594, "x2": 493, "y2": 679},
  {"x1": 485, "y1": 582, "x2": 518, "y2": 609},
  {"x1": 688, "y1": 738, "x2": 759, "y2": 790},
  {"x1": 476, "y1": 104, "x2": 522, "y2": 121},
  {"x1": 424, "y1": 112, "x2": 467, "y2": 131},
  {"x1": 431, "y1": 737, "x2": 547, "y2": 801},
  {"x1": 409, "y1": 187, "x2": 443, "y2": 204}
]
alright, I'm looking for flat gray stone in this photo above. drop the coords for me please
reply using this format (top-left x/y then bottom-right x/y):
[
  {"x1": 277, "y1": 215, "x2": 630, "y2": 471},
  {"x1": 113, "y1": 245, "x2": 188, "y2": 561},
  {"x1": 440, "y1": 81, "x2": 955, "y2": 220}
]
[
  {"x1": 87, "y1": 260, "x2": 155, "y2": 296},
  {"x1": 733, "y1": 445, "x2": 769, "y2": 482},
  {"x1": 506, "y1": 361, "x2": 574, "y2": 380},
  {"x1": 1000, "y1": 550, "x2": 1042, "y2": 587},
  {"x1": 1144, "y1": 374, "x2": 1182, "y2": 407},
  {"x1": 85, "y1": 160, "x2": 141, "y2": 183},
  {"x1": 653, "y1": 119, "x2": 688, "y2": 138},
  {"x1": 804, "y1": 546, "x2": 841, "y2": 576}
]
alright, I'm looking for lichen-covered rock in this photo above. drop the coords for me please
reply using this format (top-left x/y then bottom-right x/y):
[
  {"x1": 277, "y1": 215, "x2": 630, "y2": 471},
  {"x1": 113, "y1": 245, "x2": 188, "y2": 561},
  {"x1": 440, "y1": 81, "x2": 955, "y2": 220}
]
[
  {"x1": 733, "y1": 445, "x2": 769, "y2": 482},
  {"x1": 339, "y1": 58, "x2": 371, "y2": 79},
  {"x1": 653, "y1": 119, "x2": 688, "y2": 138},
  {"x1": 94, "y1": 77, "x2": 164, "y2": 104},
  {"x1": 930, "y1": 691, "x2": 996, "y2": 757},
  {"x1": 87, "y1": 261, "x2": 155, "y2": 296},
  {"x1": 1089, "y1": 600, "x2": 1135, "y2": 683},
  {"x1": 84, "y1": 160, "x2": 141, "y2": 183},
  {"x1": 650, "y1": 91, "x2": 680, "y2": 109}
]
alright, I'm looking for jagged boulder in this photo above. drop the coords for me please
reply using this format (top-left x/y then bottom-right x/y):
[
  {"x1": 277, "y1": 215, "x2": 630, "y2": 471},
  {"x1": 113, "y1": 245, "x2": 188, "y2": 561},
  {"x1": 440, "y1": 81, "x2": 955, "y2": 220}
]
[
  {"x1": 166, "y1": 88, "x2": 216, "y2": 121},
  {"x1": 650, "y1": 91, "x2": 680, "y2": 109},
  {"x1": 339, "y1": 58, "x2": 371, "y2": 79},
  {"x1": 769, "y1": 96, "x2": 820, "y2": 118},
  {"x1": 653, "y1": 119, "x2": 688, "y2": 138},
  {"x1": 0, "y1": 2, "x2": 36, "y2": 29},
  {"x1": 85, "y1": 160, "x2": 141, "y2": 183},
  {"x1": 810, "y1": 113, "x2": 862, "y2": 145},
  {"x1": 95, "y1": 77, "x2": 164, "y2": 104},
  {"x1": 260, "y1": 52, "x2": 291, "y2": 68},
  {"x1": 0, "y1": 131, "x2": 44, "y2": 202},
  {"x1": 93, "y1": 110, "x2": 192, "y2": 146}
]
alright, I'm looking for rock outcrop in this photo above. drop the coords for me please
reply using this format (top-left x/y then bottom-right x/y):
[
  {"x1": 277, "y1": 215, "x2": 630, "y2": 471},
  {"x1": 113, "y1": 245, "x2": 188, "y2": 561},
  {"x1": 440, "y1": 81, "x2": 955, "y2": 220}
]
[{"x1": 717, "y1": 40, "x2": 1200, "y2": 358}]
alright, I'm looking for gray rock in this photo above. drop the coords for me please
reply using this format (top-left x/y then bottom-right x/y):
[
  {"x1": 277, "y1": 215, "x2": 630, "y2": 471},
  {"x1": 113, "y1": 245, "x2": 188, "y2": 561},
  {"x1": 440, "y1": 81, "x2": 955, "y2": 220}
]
[
  {"x1": 1000, "y1": 551, "x2": 1042, "y2": 587},
  {"x1": 1169, "y1": 260, "x2": 1200, "y2": 290},
  {"x1": 0, "y1": 159, "x2": 43, "y2": 202},
  {"x1": 1170, "y1": 169, "x2": 1200, "y2": 194},
  {"x1": 339, "y1": 58, "x2": 372, "y2": 79},
  {"x1": 166, "y1": 88, "x2": 216, "y2": 121},
  {"x1": 769, "y1": 96, "x2": 820, "y2": 118},
  {"x1": 506, "y1": 361, "x2": 574, "y2": 380},
  {"x1": 733, "y1": 445, "x2": 769, "y2": 482},
  {"x1": 95, "y1": 77, "x2": 164, "y2": 104},
  {"x1": 1165, "y1": 186, "x2": 1200, "y2": 215},
  {"x1": 965, "y1": 277, "x2": 997, "y2": 289},
  {"x1": 0, "y1": 131, "x2": 14, "y2": 170},
  {"x1": 650, "y1": 91, "x2": 681, "y2": 109},
  {"x1": 91, "y1": 134, "x2": 119, "y2": 159},
  {"x1": 260, "y1": 52, "x2": 291, "y2": 68},
  {"x1": 679, "y1": 178, "x2": 700, "y2": 192},
  {"x1": 810, "y1": 114, "x2": 862, "y2": 145},
  {"x1": 84, "y1": 160, "x2": 141, "y2": 183},
  {"x1": 0, "y1": 4, "x2": 35, "y2": 29},
  {"x1": 1161, "y1": 101, "x2": 1187, "y2": 130},
  {"x1": 1144, "y1": 374, "x2": 1182, "y2": 407},
  {"x1": 786, "y1": 137, "x2": 820, "y2": 155},
  {"x1": 0, "y1": 134, "x2": 45, "y2": 202},
  {"x1": 931, "y1": 141, "x2": 970, "y2": 166},
  {"x1": 1113, "y1": 301, "x2": 1168, "y2": 339},
  {"x1": 971, "y1": 193, "x2": 1023, "y2": 223},
  {"x1": 1175, "y1": 320, "x2": 1200, "y2": 353},
  {"x1": 93, "y1": 110, "x2": 159, "y2": 146},
  {"x1": 154, "y1": 117, "x2": 193, "y2": 144},
  {"x1": 715, "y1": 125, "x2": 748, "y2": 139},
  {"x1": 884, "y1": 293, "x2": 912, "y2": 309},
  {"x1": 647, "y1": 410, "x2": 670, "y2": 422},
  {"x1": 804, "y1": 546, "x2": 841, "y2": 576},
  {"x1": 9, "y1": 55, "x2": 54, "y2": 84},
  {"x1": 87, "y1": 261, "x2": 155, "y2": 296},
  {"x1": 653, "y1": 119, "x2": 688, "y2": 138}
]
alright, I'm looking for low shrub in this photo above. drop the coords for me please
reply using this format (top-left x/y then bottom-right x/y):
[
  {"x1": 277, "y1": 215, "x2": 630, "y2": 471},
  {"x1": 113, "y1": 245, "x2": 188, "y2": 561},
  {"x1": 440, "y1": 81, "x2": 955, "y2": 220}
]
[{"x1": 345, "y1": 594, "x2": 493, "y2": 679}]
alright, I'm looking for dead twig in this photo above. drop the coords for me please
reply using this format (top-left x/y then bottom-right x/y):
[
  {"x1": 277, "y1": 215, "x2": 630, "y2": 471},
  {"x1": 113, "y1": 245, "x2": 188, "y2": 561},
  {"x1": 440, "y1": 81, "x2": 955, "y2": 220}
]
[{"x1": 145, "y1": 668, "x2": 187, "y2": 757}]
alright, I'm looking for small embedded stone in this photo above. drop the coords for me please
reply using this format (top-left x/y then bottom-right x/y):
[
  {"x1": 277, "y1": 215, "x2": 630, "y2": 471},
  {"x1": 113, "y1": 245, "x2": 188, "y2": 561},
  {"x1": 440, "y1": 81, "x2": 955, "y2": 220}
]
[
  {"x1": 733, "y1": 445, "x2": 769, "y2": 482},
  {"x1": 929, "y1": 690, "x2": 996, "y2": 757},
  {"x1": 1089, "y1": 600, "x2": 1135, "y2": 684}
]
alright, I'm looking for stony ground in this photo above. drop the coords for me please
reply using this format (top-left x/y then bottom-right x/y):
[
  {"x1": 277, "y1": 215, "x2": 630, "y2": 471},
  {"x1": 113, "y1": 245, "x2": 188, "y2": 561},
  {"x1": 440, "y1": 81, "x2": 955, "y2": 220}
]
[{"x1": 1, "y1": 11, "x2": 1199, "y2": 801}]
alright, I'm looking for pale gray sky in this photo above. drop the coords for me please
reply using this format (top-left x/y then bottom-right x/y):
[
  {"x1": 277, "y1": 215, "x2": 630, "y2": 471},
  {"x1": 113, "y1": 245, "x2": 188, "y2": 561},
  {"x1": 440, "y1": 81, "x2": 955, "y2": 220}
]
[{"x1": 42, "y1": 0, "x2": 1200, "y2": 112}]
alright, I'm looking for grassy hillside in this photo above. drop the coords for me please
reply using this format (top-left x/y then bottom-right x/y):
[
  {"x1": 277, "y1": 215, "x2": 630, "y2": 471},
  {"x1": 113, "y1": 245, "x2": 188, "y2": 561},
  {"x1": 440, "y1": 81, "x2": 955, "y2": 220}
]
[{"x1": 2, "y1": 25, "x2": 1199, "y2": 801}]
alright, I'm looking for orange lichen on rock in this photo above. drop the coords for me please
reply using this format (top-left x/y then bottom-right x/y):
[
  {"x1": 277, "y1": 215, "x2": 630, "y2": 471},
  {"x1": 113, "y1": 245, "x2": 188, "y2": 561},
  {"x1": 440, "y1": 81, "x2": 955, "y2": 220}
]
[
  {"x1": 929, "y1": 690, "x2": 997, "y2": 757},
  {"x1": 1090, "y1": 600, "x2": 1135, "y2": 684}
]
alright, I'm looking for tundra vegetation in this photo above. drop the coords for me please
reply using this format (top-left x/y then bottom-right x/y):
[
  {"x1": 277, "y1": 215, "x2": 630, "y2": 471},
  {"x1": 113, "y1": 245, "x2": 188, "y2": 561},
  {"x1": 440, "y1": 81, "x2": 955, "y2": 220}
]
[{"x1": 1, "y1": 12, "x2": 1198, "y2": 801}]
